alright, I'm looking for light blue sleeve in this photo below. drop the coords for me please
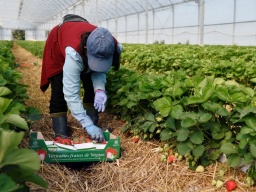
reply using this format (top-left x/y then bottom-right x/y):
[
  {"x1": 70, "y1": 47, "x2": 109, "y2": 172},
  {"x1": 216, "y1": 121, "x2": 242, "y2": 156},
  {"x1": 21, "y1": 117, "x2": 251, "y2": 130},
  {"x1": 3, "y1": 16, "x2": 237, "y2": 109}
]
[
  {"x1": 63, "y1": 47, "x2": 93, "y2": 127},
  {"x1": 91, "y1": 72, "x2": 106, "y2": 92}
]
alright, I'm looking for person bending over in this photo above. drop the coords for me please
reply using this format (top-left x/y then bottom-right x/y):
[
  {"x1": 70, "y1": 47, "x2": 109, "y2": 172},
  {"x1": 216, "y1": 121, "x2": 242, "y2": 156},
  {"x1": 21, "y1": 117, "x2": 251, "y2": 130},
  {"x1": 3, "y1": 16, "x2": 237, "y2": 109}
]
[{"x1": 40, "y1": 14, "x2": 122, "y2": 142}]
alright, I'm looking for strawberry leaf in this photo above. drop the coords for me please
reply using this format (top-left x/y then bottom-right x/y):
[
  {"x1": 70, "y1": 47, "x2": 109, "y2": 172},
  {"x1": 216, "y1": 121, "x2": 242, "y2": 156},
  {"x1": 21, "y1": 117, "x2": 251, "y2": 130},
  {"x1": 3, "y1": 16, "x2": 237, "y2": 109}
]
[
  {"x1": 190, "y1": 131, "x2": 204, "y2": 144},
  {"x1": 0, "y1": 87, "x2": 12, "y2": 97},
  {"x1": 177, "y1": 141, "x2": 193, "y2": 155},
  {"x1": 177, "y1": 128, "x2": 189, "y2": 141},
  {"x1": 227, "y1": 154, "x2": 242, "y2": 167},
  {"x1": 192, "y1": 145, "x2": 205, "y2": 157},
  {"x1": 220, "y1": 142, "x2": 238, "y2": 154},
  {"x1": 250, "y1": 142, "x2": 256, "y2": 158},
  {"x1": 170, "y1": 105, "x2": 183, "y2": 119},
  {"x1": 153, "y1": 97, "x2": 172, "y2": 117},
  {"x1": 160, "y1": 129, "x2": 172, "y2": 141},
  {"x1": 181, "y1": 118, "x2": 197, "y2": 128},
  {"x1": 165, "y1": 117, "x2": 176, "y2": 131}
]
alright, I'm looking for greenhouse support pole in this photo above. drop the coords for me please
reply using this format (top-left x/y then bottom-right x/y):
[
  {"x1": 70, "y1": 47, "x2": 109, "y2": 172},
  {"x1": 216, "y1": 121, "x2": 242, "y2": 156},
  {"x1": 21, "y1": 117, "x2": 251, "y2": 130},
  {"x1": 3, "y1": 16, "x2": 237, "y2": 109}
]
[
  {"x1": 232, "y1": 0, "x2": 237, "y2": 45},
  {"x1": 125, "y1": 16, "x2": 127, "y2": 43},
  {"x1": 96, "y1": 0, "x2": 99, "y2": 26},
  {"x1": 73, "y1": 5, "x2": 76, "y2": 15},
  {"x1": 172, "y1": 5, "x2": 174, "y2": 44},
  {"x1": 55, "y1": 16, "x2": 58, "y2": 27},
  {"x1": 145, "y1": 0, "x2": 148, "y2": 44},
  {"x1": 137, "y1": 14, "x2": 139, "y2": 43},
  {"x1": 153, "y1": 10, "x2": 155, "y2": 43},
  {"x1": 199, "y1": 0, "x2": 205, "y2": 45},
  {"x1": 82, "y1": 0, "x2": 85, "y2": 18},
  {"x1": 115, "y1": 0, "x2": 118, "y2": 38}
]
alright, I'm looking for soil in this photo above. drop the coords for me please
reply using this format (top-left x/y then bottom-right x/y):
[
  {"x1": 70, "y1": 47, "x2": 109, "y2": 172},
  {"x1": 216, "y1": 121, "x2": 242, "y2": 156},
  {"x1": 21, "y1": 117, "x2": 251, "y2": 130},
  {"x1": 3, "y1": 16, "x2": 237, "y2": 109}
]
[{"x1": 11, "y1": 42, "x2": 256, "y2": 192}]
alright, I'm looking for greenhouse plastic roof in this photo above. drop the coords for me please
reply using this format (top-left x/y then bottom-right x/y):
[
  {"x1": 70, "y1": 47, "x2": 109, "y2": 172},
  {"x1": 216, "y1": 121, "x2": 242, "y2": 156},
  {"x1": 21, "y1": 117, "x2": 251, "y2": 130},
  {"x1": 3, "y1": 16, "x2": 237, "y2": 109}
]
[
  {"x1": 0, "y1": 0, "x2": 190, "y2": 30},
  {"x1": 0, "y1": 0, "x2": 81, "y2": 29}
]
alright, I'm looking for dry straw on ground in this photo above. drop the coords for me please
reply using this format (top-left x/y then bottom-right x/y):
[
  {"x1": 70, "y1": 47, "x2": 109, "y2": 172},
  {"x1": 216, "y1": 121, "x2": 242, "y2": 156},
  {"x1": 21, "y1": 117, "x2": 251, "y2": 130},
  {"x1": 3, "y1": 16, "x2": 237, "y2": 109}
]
[{"x1": 11, "y1": 42, "x2": 256, "y2": 192}]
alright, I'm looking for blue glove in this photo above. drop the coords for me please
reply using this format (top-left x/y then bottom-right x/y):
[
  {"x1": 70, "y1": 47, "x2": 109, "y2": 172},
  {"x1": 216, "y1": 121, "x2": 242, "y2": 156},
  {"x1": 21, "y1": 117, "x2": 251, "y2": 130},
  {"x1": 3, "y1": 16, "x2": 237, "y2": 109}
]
[
  {"x1": 85, "y1": 124, "x2": 105, "y2": 142},
  {"x1": 94, "y1": 90, "x2": 107, "y2": 112}
]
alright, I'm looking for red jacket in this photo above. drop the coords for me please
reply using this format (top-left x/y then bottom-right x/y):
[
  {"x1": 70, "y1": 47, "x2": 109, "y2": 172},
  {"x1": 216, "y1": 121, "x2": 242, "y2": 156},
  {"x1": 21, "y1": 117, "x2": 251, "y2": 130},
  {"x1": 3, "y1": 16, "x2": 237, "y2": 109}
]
[{"x1": 40, "y1": 22, "x2": 97, "y2": 92}]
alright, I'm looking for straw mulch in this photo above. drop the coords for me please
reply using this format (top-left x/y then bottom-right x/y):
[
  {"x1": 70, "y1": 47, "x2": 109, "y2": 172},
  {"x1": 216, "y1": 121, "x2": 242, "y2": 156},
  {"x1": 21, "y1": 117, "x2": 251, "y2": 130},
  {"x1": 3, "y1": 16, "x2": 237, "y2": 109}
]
[{"x1": 11, "y1": 42, "x2": 256, "y2": 192}]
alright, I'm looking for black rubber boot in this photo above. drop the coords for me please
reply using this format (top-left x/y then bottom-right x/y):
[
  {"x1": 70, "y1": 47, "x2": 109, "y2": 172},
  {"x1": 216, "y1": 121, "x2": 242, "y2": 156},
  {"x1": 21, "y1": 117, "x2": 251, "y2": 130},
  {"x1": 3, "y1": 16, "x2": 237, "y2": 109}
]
[
  {"x1": 83, "y1": 103, "x2": 99, "y2": 125},
  {"x1": 50, "y1": 113, "x2": 69, "y2": 138}
]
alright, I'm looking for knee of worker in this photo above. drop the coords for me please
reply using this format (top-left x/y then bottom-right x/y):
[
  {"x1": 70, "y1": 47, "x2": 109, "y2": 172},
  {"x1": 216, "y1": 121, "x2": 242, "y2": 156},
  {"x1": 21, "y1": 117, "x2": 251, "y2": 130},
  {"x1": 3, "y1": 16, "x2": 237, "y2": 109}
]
[{"x1": 49, "y1": 100, "x2": 68, "y2": 114}]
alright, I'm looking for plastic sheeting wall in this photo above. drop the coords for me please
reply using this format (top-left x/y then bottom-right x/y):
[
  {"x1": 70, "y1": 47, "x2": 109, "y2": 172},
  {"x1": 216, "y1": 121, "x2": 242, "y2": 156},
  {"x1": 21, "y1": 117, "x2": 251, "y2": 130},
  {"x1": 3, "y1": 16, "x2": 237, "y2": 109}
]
[
  {"x1": 34, "y1": 0, "x2": 256, "y2": 45},
  {"x1": 0, "y1": 28, "x2": 12, "y2": 40}
]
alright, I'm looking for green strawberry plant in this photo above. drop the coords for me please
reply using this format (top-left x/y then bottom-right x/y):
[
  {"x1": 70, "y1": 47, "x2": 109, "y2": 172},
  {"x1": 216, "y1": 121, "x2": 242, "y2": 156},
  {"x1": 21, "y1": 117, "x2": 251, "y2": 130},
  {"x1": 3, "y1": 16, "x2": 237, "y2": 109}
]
[
  {"x1": 0, "y1": 41, "x2": 47, "y2": 191},
  {"x1": 0, "y1": 129, "x2": 48, "y2": 191},
  {"x1": 107, "y1": 67, "x2": 256, "y2": 174}
]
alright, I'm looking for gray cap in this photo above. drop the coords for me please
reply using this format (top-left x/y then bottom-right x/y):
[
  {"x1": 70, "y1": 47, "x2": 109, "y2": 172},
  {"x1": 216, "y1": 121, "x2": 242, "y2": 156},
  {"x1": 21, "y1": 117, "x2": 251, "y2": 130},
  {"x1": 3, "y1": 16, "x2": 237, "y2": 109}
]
[{"x1": 87, "y1": 27, "x2": 115, "y2": 72}]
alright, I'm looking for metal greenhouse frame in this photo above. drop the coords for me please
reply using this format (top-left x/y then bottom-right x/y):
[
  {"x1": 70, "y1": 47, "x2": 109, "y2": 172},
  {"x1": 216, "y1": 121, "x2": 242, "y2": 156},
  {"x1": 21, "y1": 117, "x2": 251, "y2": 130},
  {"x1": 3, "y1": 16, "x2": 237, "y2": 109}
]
[{"x1": 0, "y1": 0, "x2": 255, "y2": 45}]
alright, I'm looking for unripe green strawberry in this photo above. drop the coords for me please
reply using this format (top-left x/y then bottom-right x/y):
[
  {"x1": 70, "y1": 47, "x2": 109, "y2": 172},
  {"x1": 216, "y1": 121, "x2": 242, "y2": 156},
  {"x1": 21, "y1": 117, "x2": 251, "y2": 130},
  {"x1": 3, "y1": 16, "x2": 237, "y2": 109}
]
[
  {"x1": 219, "y1": 170, "x2": 225, "y2": 177},
  {"x1": 178, "y1": 155, "x2": 183, "y2": 161},
  {"x1": 156, "y1": 117, "x2": 163, "y2": 122},
  {"x1": 195, "y1": 165, "x2": 204, "y2": 173},
  {"x1": 164, "y1": 143, "x2": 169, "y2": 149},
  {"x1": 185, "y1": 153, "x2": 190, "y2": 157},
  {"x1": 216, "y1": 180, "x2": 224, "y2": 189},
  {"x1": 161, "y1": 154, "x2": 166, "y2": 159},
  {"x1": 246, "y1": 177, "x2": 254, "y2": 186},
  {"x1": 188, "y1": 155, "x2": 193, "y2": 160}
]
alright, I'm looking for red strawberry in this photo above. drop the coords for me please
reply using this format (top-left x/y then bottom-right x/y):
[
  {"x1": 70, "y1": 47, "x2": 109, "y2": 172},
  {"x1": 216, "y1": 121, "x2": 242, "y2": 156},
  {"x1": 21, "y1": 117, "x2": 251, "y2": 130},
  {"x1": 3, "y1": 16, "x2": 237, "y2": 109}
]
[
  {"x1": 36, "y1": 149, "x2": 47, "y2": 161},
  {"x1": 54, "y1": 136, "x2": 61, "y2": 143},
  {"x1": 167, "y1": 155, "x2": 175, "y2": 163},
  {"x1": 132, "y1": 136, "x2": 139, "y2": 143},
  {"x1": 106, "y1": 148, "x2": 118, "y2": 155},
  {"x1": 85, "y1": 138, "x2": 92, "y2": 143},
  {"x1": 61, "y1": 138, "x2": 72, "y2": 145},
  {"x1": 225, "y1": 180, "x2": 237, "y2": 191}
]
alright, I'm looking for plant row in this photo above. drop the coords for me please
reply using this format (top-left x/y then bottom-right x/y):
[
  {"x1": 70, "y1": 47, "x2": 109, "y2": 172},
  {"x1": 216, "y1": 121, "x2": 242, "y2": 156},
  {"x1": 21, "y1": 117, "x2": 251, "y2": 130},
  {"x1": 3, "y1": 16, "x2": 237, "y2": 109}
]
[
  {"x1": 0, "y1": 41, "x2": 47, "y2": 191},
  {"x1": 106, "y1": 67, "x2": 256, "y2": 182},
  {"x1": 17, "y1": 41, "x2": 256, "y2": 87},
  {"x1": 121, "y1": 44, "x2": 256, "y2": 86},
  {"x1": 16, "y1": 40, "x2": 45, "y2": 59}
]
